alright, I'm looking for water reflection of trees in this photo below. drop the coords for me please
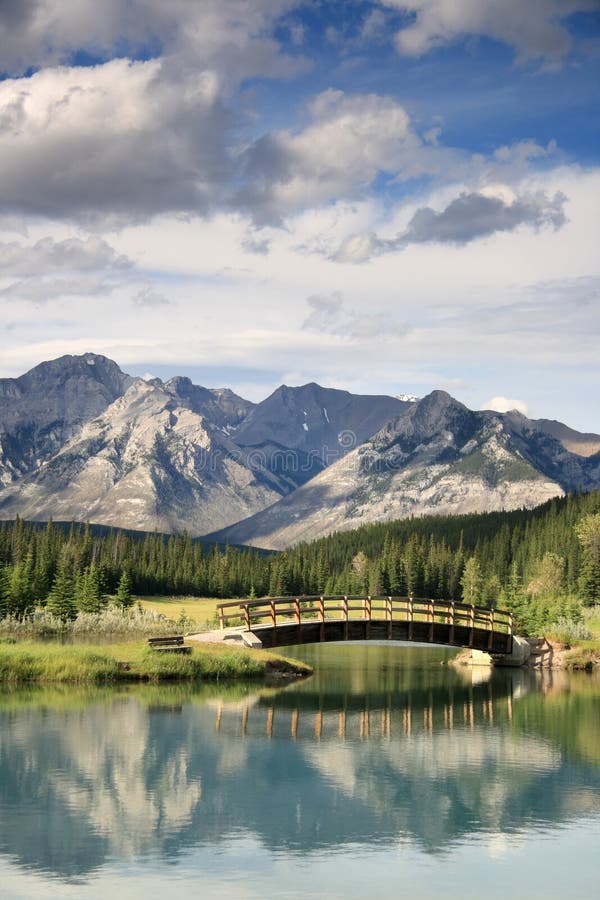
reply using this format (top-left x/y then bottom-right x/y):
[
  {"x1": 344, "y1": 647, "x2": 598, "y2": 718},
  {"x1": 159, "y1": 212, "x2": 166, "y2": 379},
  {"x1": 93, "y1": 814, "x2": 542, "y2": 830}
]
[{"x1": 0, "y1": 670, "x2": 598, "y2": 880}]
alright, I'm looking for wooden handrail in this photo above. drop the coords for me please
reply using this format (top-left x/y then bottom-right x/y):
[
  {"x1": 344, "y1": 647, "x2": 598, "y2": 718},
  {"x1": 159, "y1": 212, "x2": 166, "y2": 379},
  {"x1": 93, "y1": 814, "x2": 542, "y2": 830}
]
[{"x1": 216, "y1": 595, "x2": 513, "y2": 638}]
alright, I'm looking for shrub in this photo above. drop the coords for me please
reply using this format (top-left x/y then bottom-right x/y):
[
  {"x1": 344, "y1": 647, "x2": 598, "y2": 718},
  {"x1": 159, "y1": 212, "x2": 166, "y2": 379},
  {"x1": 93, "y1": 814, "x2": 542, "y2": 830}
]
[{"x1": 547, "y1": 617, "x2": 593, "y2": 643}]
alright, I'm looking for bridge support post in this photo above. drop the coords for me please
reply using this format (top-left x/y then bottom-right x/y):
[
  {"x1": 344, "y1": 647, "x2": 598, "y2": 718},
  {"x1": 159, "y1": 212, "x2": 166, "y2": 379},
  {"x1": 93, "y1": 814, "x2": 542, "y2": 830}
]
[
  {"x1": 469, "y1": 605, "x2": 475, "y2": 648},
  {"x1": 487, "y1": 608, "x2": 495, "y2": 651},
  {"x1": 408, "y1": 595, "x2": 414, "y2": 641},
  {"x1": 428, "y1": 599, "x2": 434, "y2": 642},
  {"x1": 342, "y1": 595, "x2": 349, "y2": 640},
  {"x1": 364, "y1": 595, "x2": 371, "y2": 639},
  {"x1": 386, "y1": 596, "x2": 392, "y2": 639},
  {"x1": 319, "y1": 596, "x2": 325, "y2": 642},
  {"x1": 449, "y1": 602, "x2": 455, "y2": 645}
]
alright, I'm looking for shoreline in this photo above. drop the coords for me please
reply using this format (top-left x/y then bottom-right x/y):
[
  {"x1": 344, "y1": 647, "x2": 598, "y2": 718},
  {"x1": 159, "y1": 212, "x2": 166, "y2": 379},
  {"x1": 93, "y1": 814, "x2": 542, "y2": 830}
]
[
  {"x1": 452, "y1": 638, "x2": 600, "y2": 671},
  {"x1": 0, "y1": 639, "x2": 312, "y2": 685}
]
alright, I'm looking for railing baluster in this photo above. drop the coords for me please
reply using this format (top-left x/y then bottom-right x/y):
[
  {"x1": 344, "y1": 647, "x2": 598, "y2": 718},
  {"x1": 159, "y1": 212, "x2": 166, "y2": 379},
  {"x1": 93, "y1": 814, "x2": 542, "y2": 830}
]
[
  {"x1": 319, "y1": 595, "x2": 325, "y2": 642},
  {"x1": 488, "y1": 607, "x2": 495, "y2": 650}
]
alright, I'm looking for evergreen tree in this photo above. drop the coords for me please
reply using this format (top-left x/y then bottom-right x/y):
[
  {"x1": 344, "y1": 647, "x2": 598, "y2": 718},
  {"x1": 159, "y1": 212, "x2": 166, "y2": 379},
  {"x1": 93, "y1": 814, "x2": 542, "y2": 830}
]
[
  {"x1": 47, "y1": 558, "x2": 77, "y2": 621},
  {"x1": 76, "y1": 564, "x2": 106, "y2": 614},
  {"x1": 460, "y1": 557, "x2": 483, "y2": 605},
  {"x1": 576, "y1": 513, "x2": 600, "y2": 604},
  {"x1": 0, "y1": 566, "x2": 11, "y2": 618},
  {"x1": 116, "y1": 569, "x2": 133, "y2": 610}
]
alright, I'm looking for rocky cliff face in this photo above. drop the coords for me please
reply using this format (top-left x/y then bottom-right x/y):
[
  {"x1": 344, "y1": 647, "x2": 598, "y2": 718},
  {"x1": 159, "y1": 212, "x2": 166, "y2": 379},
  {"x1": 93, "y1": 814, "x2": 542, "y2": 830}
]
[
  {"x1": 0, "y1": 354, "x2": 133, "y2": 488},
  {"x1": 231, "y1": 382, "x2": 408, "y2": 489},
  {"x1": 0, "y1": 378, "x2": 283, "y2": 534},
  {"x1": 209, "y1": 392, "x2": 600, "y2": 549},
  {"x1": 1, "y1": 354, "x2": 598, "y2": 541}
]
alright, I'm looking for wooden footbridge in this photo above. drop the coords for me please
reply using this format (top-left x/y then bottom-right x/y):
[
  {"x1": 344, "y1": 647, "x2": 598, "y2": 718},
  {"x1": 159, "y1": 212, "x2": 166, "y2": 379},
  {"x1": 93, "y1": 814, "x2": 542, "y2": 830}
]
[{"x1": 214, "y1": 595, "x2": 514, "y2": 655}]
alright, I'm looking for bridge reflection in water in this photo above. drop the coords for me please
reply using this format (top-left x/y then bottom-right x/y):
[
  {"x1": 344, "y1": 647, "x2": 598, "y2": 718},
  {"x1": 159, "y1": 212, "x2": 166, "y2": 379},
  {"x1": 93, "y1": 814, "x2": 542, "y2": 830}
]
[{"x1": 213, "y1": 677, "x2": 516, "y2": 742}]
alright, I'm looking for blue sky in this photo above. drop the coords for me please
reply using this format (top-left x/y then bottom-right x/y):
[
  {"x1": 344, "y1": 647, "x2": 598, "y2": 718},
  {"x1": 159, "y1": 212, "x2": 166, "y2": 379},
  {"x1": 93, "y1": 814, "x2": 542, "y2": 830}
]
[{"x1": 0, "y1": 0, "x2": 599, "y2": 431}]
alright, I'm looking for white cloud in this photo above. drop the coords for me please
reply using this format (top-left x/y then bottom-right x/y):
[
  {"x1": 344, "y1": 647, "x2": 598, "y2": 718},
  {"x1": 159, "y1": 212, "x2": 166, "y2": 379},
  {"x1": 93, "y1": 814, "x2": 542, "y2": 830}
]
[
  {"x1": 483, "y1": 396, "x2": 529, "y2": 415},
  {"x1": 0, "y1": 236, "x2": 130, "y2": 275},
  {"x1": 133, "y1": 287, "x2": 171, "y2": 308},
  {"x1": 0, "y1": 59, "x2": 232, "y2": 221},
  {"x1": 237, "y1": 89, "x2": 459, "y2": 222},
  {"x1": 0, "y1": 276, "x2": 114, "y2": 304},
  {"x1": 336, "y1": 188, "x2": 567, "y2": 261},
  {"x1": 379, "y1": 0, "x2": 596, "y2": 65},
  {"x1": 0, "y1": 0, "x2": 304, "y2": 84}
]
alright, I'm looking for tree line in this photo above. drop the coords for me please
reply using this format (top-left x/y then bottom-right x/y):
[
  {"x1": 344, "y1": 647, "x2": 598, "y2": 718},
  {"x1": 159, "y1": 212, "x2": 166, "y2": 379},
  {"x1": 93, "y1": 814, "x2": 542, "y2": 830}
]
[{"x1": 0, "y1": 491, "x2": 598, "y2": 631}]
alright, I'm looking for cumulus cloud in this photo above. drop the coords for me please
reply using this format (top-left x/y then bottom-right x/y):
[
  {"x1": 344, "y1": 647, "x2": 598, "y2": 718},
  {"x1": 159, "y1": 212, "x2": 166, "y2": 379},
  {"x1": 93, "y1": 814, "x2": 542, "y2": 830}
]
[
  {"x1": 379, "y1": 0, "x2": 596, "y2": 65},
  {"x1": 0, "y1": 0, "x2": 304, "y2": 83},
  {"x1": 0, "y1": 59, "x2": 235, "y2": 221},
  {"x1": 483, "y1": 396, "x2": 529, "y2": 415},
  {"x1": 334, "y1": 189, "x2": 567, "y2": 262},
  {"x1": 0, "y1": 236, "x2": 131, "y2": 275},
  {"x1": 403, "y1": 189, "x2": 566, "y2": 242},
  {"x1": 236, "y1": 89, "x2": 453, "y2": 222},
  {"x1": 302, "y1": 291, "x2": 410, "y2": 340},
  {"x1": 0, "y1": 235, "x2": 131, "y2": 303}
]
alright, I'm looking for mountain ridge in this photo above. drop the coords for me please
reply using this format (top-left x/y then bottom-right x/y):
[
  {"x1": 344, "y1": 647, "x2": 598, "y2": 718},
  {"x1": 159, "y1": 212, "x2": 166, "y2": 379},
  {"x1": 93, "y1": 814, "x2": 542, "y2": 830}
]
[{"x1": 1, "y1": 353, "x2": 598, "y2": 545}]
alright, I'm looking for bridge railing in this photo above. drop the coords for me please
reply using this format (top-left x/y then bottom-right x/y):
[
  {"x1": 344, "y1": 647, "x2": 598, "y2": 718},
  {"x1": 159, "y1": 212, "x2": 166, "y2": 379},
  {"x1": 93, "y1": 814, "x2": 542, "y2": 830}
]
[{"x1": 216, "y1": 595, "x2": 513, "y2": 639}]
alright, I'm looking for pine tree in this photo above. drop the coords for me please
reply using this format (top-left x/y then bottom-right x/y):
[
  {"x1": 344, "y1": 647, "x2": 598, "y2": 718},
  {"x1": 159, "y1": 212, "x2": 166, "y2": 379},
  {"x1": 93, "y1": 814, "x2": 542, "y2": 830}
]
[
  {"x1": 0, "y1": 566, "x2": 11, "y2": 618},
  {"x1": 47, "y1": 558, "x2": 77, "y2": 621},
  {"x1": 116, "y1": 569, "x2": 133, "y2": 610},
  {"x1": 76, "y1": 564, "x2": 106, "y2": 614},
  {"x1": 460, "y1": 557, "x2": 483, "y2": 605},
  {"x1": 576, "y1": 513, "x2": 600, "y2": 604}
]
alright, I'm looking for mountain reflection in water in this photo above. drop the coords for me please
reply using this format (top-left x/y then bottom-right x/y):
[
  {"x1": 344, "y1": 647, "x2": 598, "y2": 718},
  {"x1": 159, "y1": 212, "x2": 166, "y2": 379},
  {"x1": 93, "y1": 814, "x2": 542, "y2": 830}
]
[{"x1": 0, "y1": 644, "x2": 599, "y2": 887}]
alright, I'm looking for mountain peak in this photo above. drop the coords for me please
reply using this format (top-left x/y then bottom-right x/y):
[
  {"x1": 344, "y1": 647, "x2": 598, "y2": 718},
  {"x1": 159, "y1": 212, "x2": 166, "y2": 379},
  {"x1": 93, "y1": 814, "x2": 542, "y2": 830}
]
[{"x1": 1, "y1": 352, "x2": 598, "y2": 540}]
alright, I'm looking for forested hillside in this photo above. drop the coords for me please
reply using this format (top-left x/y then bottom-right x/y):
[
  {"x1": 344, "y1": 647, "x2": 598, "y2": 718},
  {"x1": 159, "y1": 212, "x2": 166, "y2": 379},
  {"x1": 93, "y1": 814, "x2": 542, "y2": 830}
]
[{"x1": 1, "y1": 491, "x2": 599, "y2": 634}]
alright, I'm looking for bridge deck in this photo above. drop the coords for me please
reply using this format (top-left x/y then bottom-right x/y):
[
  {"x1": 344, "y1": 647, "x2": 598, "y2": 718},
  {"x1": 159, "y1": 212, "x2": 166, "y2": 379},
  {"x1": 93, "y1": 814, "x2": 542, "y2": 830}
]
[{"x1": 216, "y1": 595, "x2": 513, "y2": 655}]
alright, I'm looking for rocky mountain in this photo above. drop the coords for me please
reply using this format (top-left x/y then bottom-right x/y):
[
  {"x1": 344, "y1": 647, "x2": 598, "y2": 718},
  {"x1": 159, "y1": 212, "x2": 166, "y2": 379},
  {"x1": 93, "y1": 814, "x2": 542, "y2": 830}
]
[
  {"x1": 231, "y1": 382, "x2": 408, "y2": 489},
  {"x1": 0, "y1": 354, "x2": 133, "y2": 488},
  {"x1": 0, "y1": 355, "x2": 408, "y2": 534},
  {"x1": 210, "y1": 391, "x2": 600, "y2": 549},
  {"x1": 1, "y1": 355, "x2": 599, "y2": 543},
  {"x1": 511, "y1": 415, "x2": 600, "y2": 458},
  {"x1": 0, "y1": 373, "x2": 281, "y2": 535}
]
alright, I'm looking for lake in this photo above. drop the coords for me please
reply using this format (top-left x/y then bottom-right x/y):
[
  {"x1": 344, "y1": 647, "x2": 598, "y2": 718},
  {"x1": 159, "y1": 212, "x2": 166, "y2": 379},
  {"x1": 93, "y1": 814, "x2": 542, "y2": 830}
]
[{"x1": 1, "y1": 643, "x2": 599, "y2": 899}]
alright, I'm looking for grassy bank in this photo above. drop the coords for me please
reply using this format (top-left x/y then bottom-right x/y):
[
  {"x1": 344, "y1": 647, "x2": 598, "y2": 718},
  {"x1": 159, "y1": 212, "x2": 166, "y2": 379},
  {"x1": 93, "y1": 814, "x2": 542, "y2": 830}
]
[{"x1": 0, "y1": 639, "x2": 311, "y2": 685}]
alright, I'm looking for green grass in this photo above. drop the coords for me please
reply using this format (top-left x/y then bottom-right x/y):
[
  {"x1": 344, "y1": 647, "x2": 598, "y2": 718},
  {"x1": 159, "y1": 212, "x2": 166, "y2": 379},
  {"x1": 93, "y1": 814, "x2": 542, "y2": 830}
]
[
  {"x1": 583, "y1": 607, "x2": 600, "y2": 639},
  {"x1": 564, "y1": 640, "x2": 600, "y2": 671},
  {"x1": 0, "y1": 640, "x2": 311, "y2": 685},
  {"x1": 137, "y1": 596, "x2": 221, "y2": 627}
]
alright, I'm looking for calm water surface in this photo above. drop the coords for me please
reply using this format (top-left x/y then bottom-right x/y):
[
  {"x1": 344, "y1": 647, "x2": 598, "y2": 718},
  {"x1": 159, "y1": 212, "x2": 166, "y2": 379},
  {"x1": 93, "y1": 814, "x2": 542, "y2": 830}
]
[{"x1": 1, "y1": 643, "x2": 599, "y2": 899}]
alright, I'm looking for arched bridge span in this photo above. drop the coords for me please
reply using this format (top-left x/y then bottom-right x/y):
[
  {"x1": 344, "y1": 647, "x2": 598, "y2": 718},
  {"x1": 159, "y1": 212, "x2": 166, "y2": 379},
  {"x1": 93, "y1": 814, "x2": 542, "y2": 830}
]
[{"x1": 216, "y1": 595, "x2": 514, "y2": 655}]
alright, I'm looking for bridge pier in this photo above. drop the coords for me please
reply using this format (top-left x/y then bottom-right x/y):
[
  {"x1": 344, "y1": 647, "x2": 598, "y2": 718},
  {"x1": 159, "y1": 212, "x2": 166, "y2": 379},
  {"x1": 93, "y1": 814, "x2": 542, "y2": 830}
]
[{"x1": 470, "y1": 635, "x2": 531, "y2": 667}]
